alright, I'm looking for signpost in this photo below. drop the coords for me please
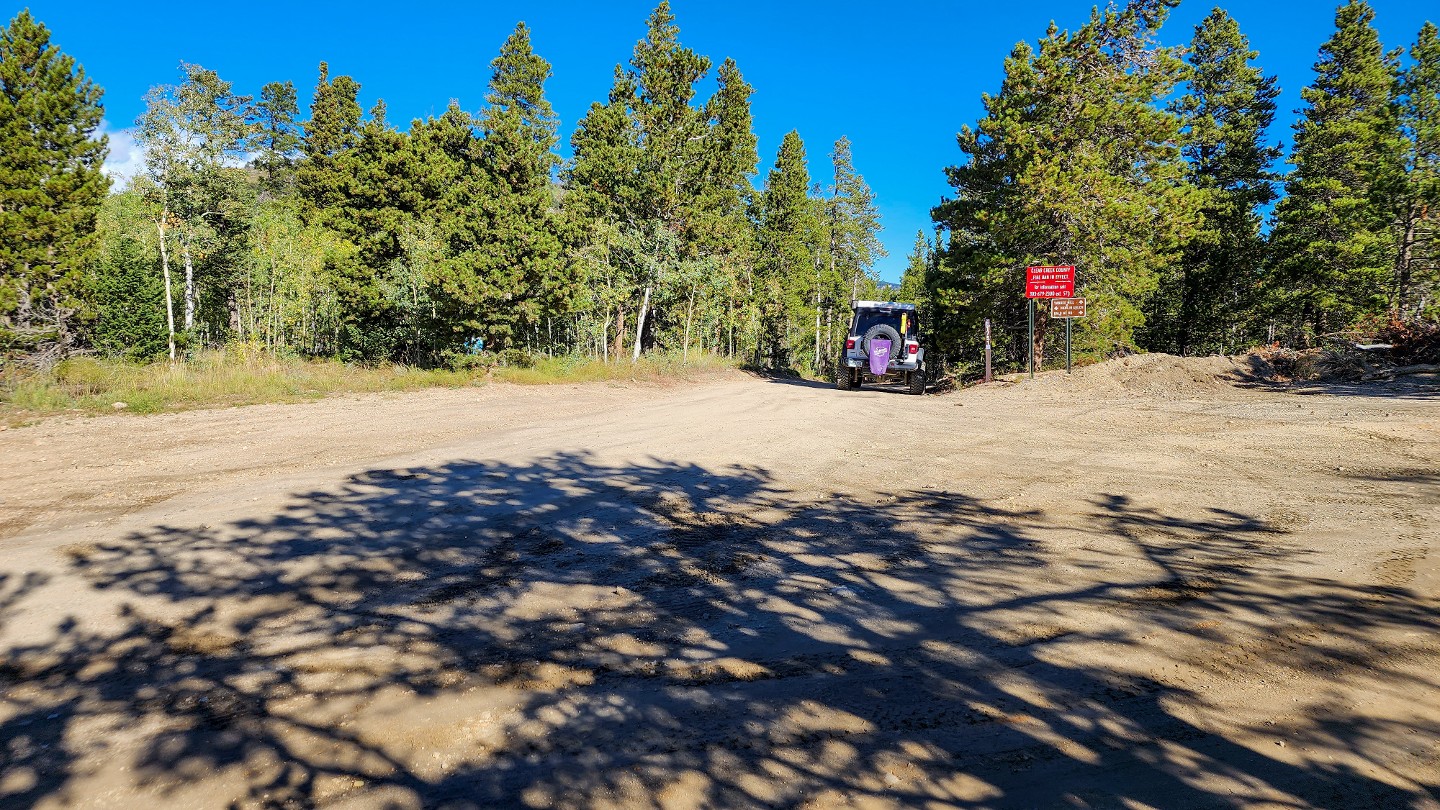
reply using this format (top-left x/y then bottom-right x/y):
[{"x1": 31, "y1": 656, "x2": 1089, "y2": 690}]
[
  {"x1": 1024, "y1": 266, "x2": 1076, "y2": 378},
  {"x1": 1049, "y1": 298, "x2": 1086, "y2": 373},
  {"x1": 983, "y1": 318, "x2": 992, "y2": 383}
]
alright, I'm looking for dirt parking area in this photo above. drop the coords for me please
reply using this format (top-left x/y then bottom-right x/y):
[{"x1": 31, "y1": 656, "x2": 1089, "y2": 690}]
[{"x1": 1, "y1": 356, "x2": 1438, "y2": 809}]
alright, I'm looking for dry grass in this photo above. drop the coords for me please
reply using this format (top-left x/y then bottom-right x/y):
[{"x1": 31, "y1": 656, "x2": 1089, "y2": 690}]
[
  {"x1": 494, "y1": 352, "x2": 735, "y2": 385},
  {"x1": 0, "y1": 348, "x2": 735, "y2": 426}
]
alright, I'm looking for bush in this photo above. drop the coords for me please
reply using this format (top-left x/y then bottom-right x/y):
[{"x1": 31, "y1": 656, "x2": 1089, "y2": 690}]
[{"x1": 1377, "y1": 320, "x2": 1440, "y2": 365}]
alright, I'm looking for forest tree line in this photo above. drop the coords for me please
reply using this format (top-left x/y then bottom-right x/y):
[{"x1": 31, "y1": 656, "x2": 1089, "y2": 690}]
[
  {"x1": 2, "y1": 0, "x2": 1437, "y2": 377},
  {"x1": 1, "y1": 2, "x2": 885, "y2": 370},
  {"x1": 922, "y1": 0, "x2": 1438, "y2": 370}
]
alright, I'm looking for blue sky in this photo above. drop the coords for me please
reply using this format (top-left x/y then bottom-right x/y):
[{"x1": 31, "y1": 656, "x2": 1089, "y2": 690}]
[{"x1": 19, "y1": 0, "x2": 1438, "y2": 282}]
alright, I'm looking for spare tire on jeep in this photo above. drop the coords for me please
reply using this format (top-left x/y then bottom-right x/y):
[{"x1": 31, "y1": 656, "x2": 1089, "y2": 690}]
[{"x1": 860, "y1": 323, "x2": 903, "y2": 370}]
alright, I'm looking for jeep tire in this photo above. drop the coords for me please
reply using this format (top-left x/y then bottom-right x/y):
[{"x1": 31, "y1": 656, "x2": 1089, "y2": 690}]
[{"x1": 906, "y1": 366, "x2": 926, "y2": 395}]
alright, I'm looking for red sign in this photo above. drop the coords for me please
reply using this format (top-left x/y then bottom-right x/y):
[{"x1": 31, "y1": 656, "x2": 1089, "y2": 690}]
[{"x1": 1026, "y1": 265, "x2": 1075, "y2": 298}]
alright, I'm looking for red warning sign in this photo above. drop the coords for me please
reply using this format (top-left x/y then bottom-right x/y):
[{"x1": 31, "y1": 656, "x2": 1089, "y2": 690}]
[{"x1": 1026, "y1": 266, "x2": 1075, "y2": 298}]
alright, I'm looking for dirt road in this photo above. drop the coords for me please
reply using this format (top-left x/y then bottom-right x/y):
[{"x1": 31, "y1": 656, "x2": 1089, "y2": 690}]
[{"x1": 2, "y1": 357, "x2": 1438, "y2": 809}]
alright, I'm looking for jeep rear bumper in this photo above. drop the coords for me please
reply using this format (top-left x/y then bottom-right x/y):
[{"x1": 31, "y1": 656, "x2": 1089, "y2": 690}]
[{"x1": 843, "y1": 348, "x2": 924, "y2": 373}]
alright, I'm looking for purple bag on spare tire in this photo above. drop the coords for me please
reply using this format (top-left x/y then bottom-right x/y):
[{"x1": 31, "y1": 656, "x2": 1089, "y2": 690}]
[{"x1": 868, "y1": 339, "x2": 891, "y2": 376}]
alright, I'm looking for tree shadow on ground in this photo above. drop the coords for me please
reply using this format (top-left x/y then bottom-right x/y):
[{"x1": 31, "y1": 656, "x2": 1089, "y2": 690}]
[
  {"x1": 1282, "y1": 377, "x2": 1440, "y2": 400},
  {"x1": 1226, "y1": 356, "x2": 1440, "y2": 401},
  {"x1": 2, "y1": 452, "x2": 1436, "y2": 808}
]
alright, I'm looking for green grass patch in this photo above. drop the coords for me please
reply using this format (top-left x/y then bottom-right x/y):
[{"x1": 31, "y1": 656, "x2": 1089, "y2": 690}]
[{"x1": 0, "y1": 348, "x2": 737, "y2": 426}]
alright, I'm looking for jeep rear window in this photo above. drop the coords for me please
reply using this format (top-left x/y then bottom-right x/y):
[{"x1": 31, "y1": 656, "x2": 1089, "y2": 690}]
[{"x1": 852, "y1": 310, "x2": 917, "y2": 338}]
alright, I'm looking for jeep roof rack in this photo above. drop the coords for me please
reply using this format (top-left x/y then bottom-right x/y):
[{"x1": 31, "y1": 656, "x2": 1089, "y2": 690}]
[{"x1": 852, "y1": 300, "x2": 917, "y2": 311}]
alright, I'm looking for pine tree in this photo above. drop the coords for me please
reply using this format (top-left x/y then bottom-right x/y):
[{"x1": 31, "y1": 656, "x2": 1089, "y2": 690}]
[
  {"x1": 827, "y1": 137, "x2": 885, "y2": 305},
  {"x1": 441, "y1": 22, "x2": 570, "y2": 351},
  {"x1": 249, "y1": 80, "x2": 302, "y2": 197},
  {"x1": 0, "y1": 10, "x2": 108, "y2": 357},
  {"x1": 1396, "y1": 21, "x2": 1440, "y2": 320},
  {"x1": 693, "y1": 57, "x2": 758, "y2": 359},
  {"x1": 88, "y1": 190, "x2": 167, "y2": 359},
  {"x1": 692, "y1": 57, "x2": 757, "y2": 260},
  {"x1": 1267, "y1": 0, "x2": 1405, "y2": 341},
  {"x1": 755, "y1": 131, "x2": 818, "y2": 367},
  {"x1": 898, "y1": 230, "x2": 933, "y2": 312},
  {"x1": 335, "y1": 100, "x2": 427, "y2": 361},
  {"x1": 628, "y1": 1, "x2": 710, "y2": 232},
  {"x1": 933, "y1": 0, "x2": 1198, "y2": 368},
  {"x1": 568, "y1": 68, "x2": 646, "y2": 359},
  {"x1": 567, "y1": 70, "x2": 642, "y2": 226},
  {"x1": 297, "y1": 63, "x2": 362, "y2": 220},
  {"x1": 1147, "y1": 8, "x2": 1280, "y2": 355}
]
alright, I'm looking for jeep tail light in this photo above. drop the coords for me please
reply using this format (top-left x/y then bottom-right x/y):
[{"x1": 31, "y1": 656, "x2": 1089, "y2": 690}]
[
  {"x1": 845, "y1": 338, "x2": 855, "y2": 349},
  {"x1": 907, "y1": 343, "x2": 918, "y2": 354}
]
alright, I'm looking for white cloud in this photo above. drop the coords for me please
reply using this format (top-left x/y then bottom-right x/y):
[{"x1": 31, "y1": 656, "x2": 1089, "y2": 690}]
[{"x1": 99, "y1": 121, "x2": 145, "y2": 185}]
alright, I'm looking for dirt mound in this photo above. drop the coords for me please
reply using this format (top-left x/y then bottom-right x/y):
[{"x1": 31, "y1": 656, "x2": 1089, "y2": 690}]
[{"x1": 1029, "y1": 352, "x2": 1272, "y2": 398}]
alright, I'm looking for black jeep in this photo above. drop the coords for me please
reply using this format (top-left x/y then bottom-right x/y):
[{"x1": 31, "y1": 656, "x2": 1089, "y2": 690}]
[{"x1": 835, "y1": 301, "x2": 926, "y2": 394}]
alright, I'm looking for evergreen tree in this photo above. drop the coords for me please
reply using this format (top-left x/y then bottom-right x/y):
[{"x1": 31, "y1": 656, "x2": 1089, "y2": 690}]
[
  {"x1": 567, "y1": 70, "x2": 645, "y2": 359},
  {"x1": 0, "y1": 10, "x2": 108, "y2": 358},
  {"x1": 826, "y1": 137, "x2": 885, "y2": 305},
  {"x1": 442, "y1": 22, "x2": 570, "y2": 351},
  {"x1": 755, "y1": 131, "x2": 818, "y2": 367},
  {"x1": 1147, "y1": 8, "x2": 1280, "y2": 355},
  {"x1": 693, "y1": 57, "x2": 758, "y2": 360},
  {"x1": 333, "y1": 100, "x2": 428, "y2": 361},
  {"x1": 1396, "y1": 21, "x2": 1440, "y2": 320},
  {"x1": 897, "y1": 230, "x2": 933, "y2": 312},
  {"x1": 297, "y1": 63, "x2": 362, "y2": 220},
  {"x1": 692, "y1": 58, "x2": 757, "y2": 263},
  {"x1": 249, "y1": 80, "x2": 302, "y2": 197},
  {"x1": 87, "y1": 190, "x2": 167, "y2": 359},
  {"x1": 628, "y1": 1, "x2": 710, "y2": 232},
  {"x1": 567, "y1": 70, "x2": 643, "y2": 226},
  {"x1": 933, "y1": 0, "x2": 1198, "y2": 369},
  {"x1": 1267, "y1": 0, "x2": 1406, "y2": 341}
]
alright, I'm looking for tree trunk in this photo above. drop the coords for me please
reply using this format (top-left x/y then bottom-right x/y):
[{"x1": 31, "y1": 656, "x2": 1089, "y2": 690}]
[
  {"x1": 613, "y1": 305, "x2": 625, "y2": 360},
  {"x1": 683, "y1": 285, "x2": 696, "y2": 363},
  {"x1": 1177, "y1": 265, "x2": 1194, "y2": 356},
  {"x1": 813, "y1": 257, "x2": 822, "y2": 372},
  {"x1": 632, "y1": 285, "x2": 651, "y2": 362},
  {"x1": 156, "y1": 218, "x2": 176, "y2": 362},
  {"x1": 825, "y1": 308, "x2": 833, "y2": 361},
  {"x1": 181, "y1": 238, "x2": 196, "y2": 332},
  {"x1": 268, "y1": 266, "x2": 277, "y2": 351},
  {"x1": 1396, "y1": 202, "x2": 1419, "y2": 320}
]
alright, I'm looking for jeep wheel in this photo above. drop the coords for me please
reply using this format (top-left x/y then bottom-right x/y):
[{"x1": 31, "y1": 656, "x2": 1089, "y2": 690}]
[
  {"x1": 906, "y1": 367, "x2": 926, "y2": 395},
  {"x1": 835, "y1": 362, "x2": 855, "y2": 390}
]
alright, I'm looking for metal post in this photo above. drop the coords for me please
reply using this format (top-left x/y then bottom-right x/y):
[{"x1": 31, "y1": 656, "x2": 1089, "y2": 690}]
[
  {"x1": 1064, "y1": 317, "x2": 1071, "y2": 374},
  {"x1": 1028, "y1": 300, "x2": 1035, "y2": 379},
  {"x1": 984, "y1": 318, "x2": 992, "y2": 383}
]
